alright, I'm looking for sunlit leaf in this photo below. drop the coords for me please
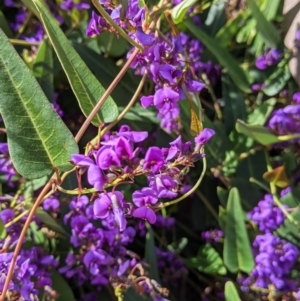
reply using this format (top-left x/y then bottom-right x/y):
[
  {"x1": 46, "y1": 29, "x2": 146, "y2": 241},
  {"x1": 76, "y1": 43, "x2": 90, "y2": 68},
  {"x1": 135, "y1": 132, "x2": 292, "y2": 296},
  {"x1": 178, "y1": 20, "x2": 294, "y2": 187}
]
[
  {"x1": 246, "y1": 0, "x2": 281, "y2": 47},
  {"x1": 171, "y1": 0, "x2": 197, "y2": 24},
  {"x1": 223, "y1": 188, "x2": 254, "y2": 273},
  {"x1": 29, "y1": 0, "x2": 118, "y2": 125},
  {"x1": 0, "y1": 29, "x2": 78, "y2": 179},
  {"x1": 263, "y1": 165, "x2": 289, "y2": 188},
  {"x1": 225, "y1": 281, "x2": 242, "y2": 301}
]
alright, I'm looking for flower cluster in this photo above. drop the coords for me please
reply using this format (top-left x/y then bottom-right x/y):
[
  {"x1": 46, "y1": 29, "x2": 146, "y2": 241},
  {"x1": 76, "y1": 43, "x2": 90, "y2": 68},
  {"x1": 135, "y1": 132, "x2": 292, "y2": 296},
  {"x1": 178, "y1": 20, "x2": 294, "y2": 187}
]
[
  {"x1": 201, "y1": 229, "x2": 223, "y2": 243},
  {"x1": 247, "y1": 194, "x2": 287, "y2": 232},
  {"x1": 0, "y1": 203, "x2": 58, "y2": 300},
  {"x1": 0, "y1": 143, "x2": 16, "y2": 185},
  {"x1": 240, "y1": 193, "x2": 299, "y2": 293},
  {"x1": 71, "y1": 125, "x2": 214, "y2": 231},
  {"x1": 267, "y1": 91, "x2": 300, "y2": 145},
  {"x1": 86, "y1": 0, "x2": 220, "y2": 132}
]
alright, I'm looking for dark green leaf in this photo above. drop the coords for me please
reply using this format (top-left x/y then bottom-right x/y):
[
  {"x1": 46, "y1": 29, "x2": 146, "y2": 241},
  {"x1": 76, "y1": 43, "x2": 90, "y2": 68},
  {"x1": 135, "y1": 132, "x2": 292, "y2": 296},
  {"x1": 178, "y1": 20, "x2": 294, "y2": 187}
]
[
  {"x1": 263, "y1": 65, "x2": 291, "y2": 96},
  {"x1": 33, "y1": 39, "x2": 54, "y2": 102},
  {"x1": 247, "y1": 98, "x2": 276, "y2": 125},
  {"x1": 0, "y1": 29, "x2": 78, "y2": 179},
  {"x1": 30, "y1": 0, "x2": 118, "y2": 125},
  {"x1": 216, "y1": 12, "x2": 247, "y2": 47},
  {"x1": 186, "y1": 21, "x2": 250, "y2": 93},
  {"x1": 246, "y1": 0, "x2": 280, "y2": 47},
  {"x1": 0, "y1": 11, "x2": 13, "y2": 38},
  {"x1": 35, "y1": 208, "x2": 69, "y2": 237},
  {"x1": 51, "y1": 271, "x2": 75, "y2": 301},
  {"x1": 276, "y1": 209, "x2": 300, "y2": 247},
  {"x1": 223, "y1": 188, "x2": 254, "y2": 273},
  {"x1": 97, "y1": 31, "x2": 128, "y2": 57},
  {"x1": 145, "y1": 225, "x2": 160, "y2": 282},
  {"x1": 217, "y1": 186, "x2": 228, "y2": 208},
  {"x1": 187, "y1": 244, "x2": 227, "y2": 275},
  {"x1": 225, "y1": 281, "x2": 242, "y2": 301},
  {"x1": 73, "y1": 43, "x2": 137, "y2": 106},
  {"x1": 222, "y1": 76, "x2": 247, "y2": 134},
  {"x1": 171, "y1": 0, "x2": 197, "y2": 24},
  {"x1": 204, "y1": 2, "x2": 226, "y2": 36}
]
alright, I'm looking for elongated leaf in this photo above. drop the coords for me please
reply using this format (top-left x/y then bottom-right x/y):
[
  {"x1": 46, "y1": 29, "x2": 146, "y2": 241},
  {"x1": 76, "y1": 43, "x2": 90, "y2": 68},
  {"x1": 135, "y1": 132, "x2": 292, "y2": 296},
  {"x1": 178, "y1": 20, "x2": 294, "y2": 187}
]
[
  {"x1": 0, "y1": 219, "x2": 7, "y2": 239},
  {"x1": 29, "y1": 0, "x2": 118, "y2": 125},
  {"x1": 171, "y1": 0, "x2": 197, "y2": 24},
  {"x1": 51, "y1": 271, "x2": 75, "y2": 301},
  {"x1": 223, "y1": 188, "x2": 254, "y2": 273},
  {"x1": 73, "y1": 43, "x2": 137, "y2": 106},
  {"x1": 145, "y1": 225, "x2": 160, "y2": 282},
  {"x1": 35, "y1": 208, "x2": 69, "y2": 237},
  {"x1": 0, "y1": 29, "x2": 78, "y2": 179},
  {"x1": 263, "y1": 65, "x2": 291, "y2": 96},
  {"x1": 186, "y1": 21, "x2": 250, "y2": 93},
  {"x1": 246, "y1": 0, "x2": 280, "y2": 47},
  {"x1": 0, "y1": 11, "x2": 13, "y2": 38},
  {"x1": 225, "y1": 281, "x2": 242, "y2": 301},
  {"x1": 33, "y1": 39, "x2": 54, "y2": 102},
  {"x1": 236, "y1": 120, "x2": 300, "y2": 145}
]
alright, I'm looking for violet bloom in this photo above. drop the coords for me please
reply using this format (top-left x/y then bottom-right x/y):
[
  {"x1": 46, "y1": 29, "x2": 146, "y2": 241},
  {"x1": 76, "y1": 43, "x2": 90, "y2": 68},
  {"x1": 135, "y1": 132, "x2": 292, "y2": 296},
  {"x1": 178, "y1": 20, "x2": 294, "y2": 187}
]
[
  {"x1": 132, "y1": 188, "x2": 158, "y2": 226},
  {"x1": 136, "y1": 28, "x2": 155, "y2": 47},
  {"x1": 117, "y1": 125, "x2": 148, "y2": 142},
  {"x1": 94, "y1": 191, "x2": 127, "y2": 231},
  {"x1": 194, "y1": 128, "x2": 215, "y2": 148},
  {"x1": 148, "y1": 174, "x2": 178, "y2": 199},
  {"x1": 86, "y1": 12, "x2": 107, "y2": 36},
  {"x1": 153, "y1": 87, "x2": 180, "y2": 112},
  {"x1": 255, "y1": 49, "x2": 281, "y2": 70},
  {"x1": 293, "y1": 92, "x2": 300, "y2": 104},
  {"x1": 143, "y1": 147, "x2": 165, "y2": 173},
  {"x1": 71, "y1": 154, "x2": 107, "y2": 191},
  {"x1": 96, "y1": 147, "x2": 121, "y2": 170}
]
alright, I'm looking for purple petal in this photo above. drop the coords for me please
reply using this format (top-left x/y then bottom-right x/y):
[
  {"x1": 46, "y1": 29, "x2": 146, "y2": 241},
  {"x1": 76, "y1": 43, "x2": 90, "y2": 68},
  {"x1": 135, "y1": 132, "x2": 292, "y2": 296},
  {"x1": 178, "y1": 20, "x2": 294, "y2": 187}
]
[
  {"x1": 94, "y1": 195, "x2": 111, "y2": 218},
  {"x1": 71, "y1": 154, "x2": 94, "y2": 166},
  {"x1": 136, "y1": 28, "x2": 155, "y2": 46},
  {"x1": 132, "y1": 206, "x2": 156, "y2": 224},
  {"x1": 140, "y1": 95, "x2": 154, "y2": 108}
]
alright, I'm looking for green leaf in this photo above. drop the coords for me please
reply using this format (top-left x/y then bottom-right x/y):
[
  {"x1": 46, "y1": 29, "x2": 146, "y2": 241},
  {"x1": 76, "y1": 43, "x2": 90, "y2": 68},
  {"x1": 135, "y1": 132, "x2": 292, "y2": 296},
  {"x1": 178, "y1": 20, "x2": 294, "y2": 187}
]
[
  {"x1": 73, "y1": 43, "x2": 137, "y2": 106},
  {"x1": 33, "y1": 39, "x2": 54, "y2": 102},
  {"x1": 97, "y1": 31, "x2": 128, "y2": 57},
  {"x1": 236, "y1": 120, "x2": 300, "y2": 145},
  {"x1": 30, "y1": 0, "x2": 118, "y2": 125},
  {"x1": 276, "y1": 209, "x2": 300, "y2": 247},
  {"x1": 0, "y1": 29, "x2": 78, "y2": 179},
  {"x1": 225, "y1": 281, "x2": 242, "y2": 301},
  {"x1": 187, "y1": 244, "x2": 227, "y2": 275},
  {"x1": 35, "y1": 208, "x2": 69, "y2": 237},
  {"x1": 216, "y1": 12, "x2": 247, "y2": 47},
  {"x1": 120, "y1": 106, "x2": 159, "y2": 123},
  {"x1": 223, "y1": 188, "x2": 254, "y2": 273},
  {"x1": 145, "y1": 225, "x2": 160, "y2": 282},
  {"x1": 186, "y1": 21, "x2": 250, "y2": 93},
  {"x1": 222, "y1": 76, "x2": 247, "y2": 134},
  {"x1": 51, "y1": 271, "x2": 75, "y2": 301},
  {"x1": 0, "y1": 11, "x2": 13, "y2": 38},
  {"x1": 171, "y1": 0, "x2": 197, "y2": 24},
  {"x1": 0, "y1": 218, "x2": 7, "y2": 239},
  {"x1": 262, "y1": 65, "x2": 291, "y2": 96},
  {"x1": 247, "y1": 98, "x2": 276, "y2": 125},
  {"x1": 246, "y1": 0, "x2": 280, "y2": 47}
]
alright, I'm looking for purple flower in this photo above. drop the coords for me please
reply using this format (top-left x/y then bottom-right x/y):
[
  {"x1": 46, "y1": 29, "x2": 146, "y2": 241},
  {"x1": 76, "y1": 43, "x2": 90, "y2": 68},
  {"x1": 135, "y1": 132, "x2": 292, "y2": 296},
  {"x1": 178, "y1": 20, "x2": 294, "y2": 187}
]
[
  {"x1": 293, "y1": 91, "x2": 300, "y2": 104},
  {"x1": 194, "y1": 128, "x2": 215, "y2": 148},
  {"x1": 149, "y1": 174, "x2": 177, "y2": 199},
  {"x1": 255, "y1": 49, "x2": 281, "y2": 70},
  {"x1": 136, "y1": 28, "x2": 155, "y2": 47},
  {"x1": 153, "y1": 87, "x2": 180, "y2": 111},
  {"x1": 96, "y1": 147, "x2": 121, "y2": 170},
  {"x1": 143, "y1": 147, "x2": 165, "y2": 173},
  {"x1": 94, "y1": 191, "x2": 126, "y2": 231},
  {"x1": 117, "y1": 125, "x2": 148, "y2": 142}
]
